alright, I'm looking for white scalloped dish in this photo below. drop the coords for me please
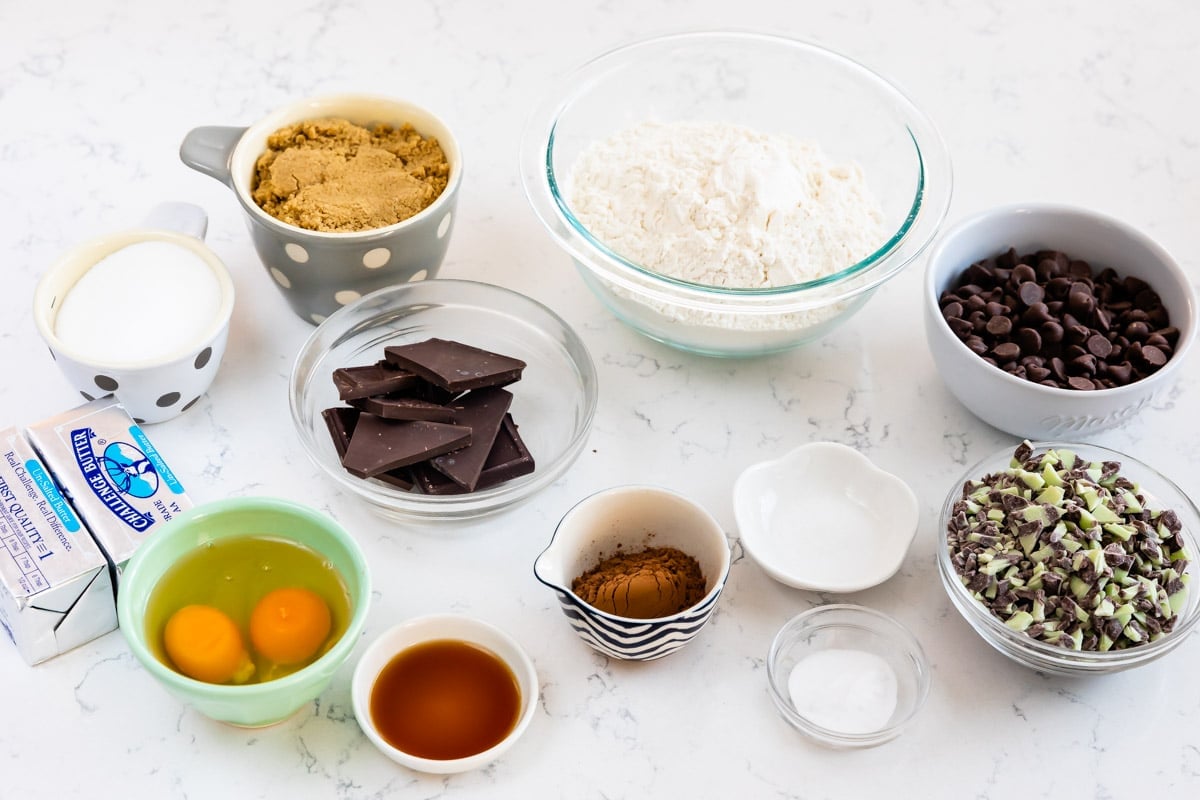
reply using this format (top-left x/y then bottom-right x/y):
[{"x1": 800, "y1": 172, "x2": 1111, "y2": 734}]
[{"x1": 733, "y1": 442, "x2": 919, "y2": 592}]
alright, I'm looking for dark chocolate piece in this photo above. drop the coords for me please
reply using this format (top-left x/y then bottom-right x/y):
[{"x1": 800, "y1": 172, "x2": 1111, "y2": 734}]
[
  {"x1": 321, "y1": 406, "x2": 360, "y2": 459},
  {"x1": 412, "y1": 414, "x2": 534, "y2": 494},
  {"x1": 429, "y1": 388, "x2": 513, "y2": 490},
  {"x1": 341, "y1": 415, "x2": 471, "y2": 478},
  {"x1": 375, "y1": 467, "x2": 415, "y2": 491},
  {"x1": 332, "y1": 363, "x2": 423, "y2": 401},
  {"x1": 384, "y1": 338, "x2": 526, "y2": 392},
  {"x1": 350, "y1": 395, "x2": 458, "y2": 422},
  {"x1": 321, "y1": 407, "x2": 414, "y2": 490}
]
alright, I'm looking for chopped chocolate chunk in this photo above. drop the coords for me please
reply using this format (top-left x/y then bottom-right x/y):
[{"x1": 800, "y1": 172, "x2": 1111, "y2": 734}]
[
  {"x1": 341, "y1": 415, "x2": 471, "y2": 478},
  {"x1": 384, "y1": 338, "x2": 526, "y2": 392}
]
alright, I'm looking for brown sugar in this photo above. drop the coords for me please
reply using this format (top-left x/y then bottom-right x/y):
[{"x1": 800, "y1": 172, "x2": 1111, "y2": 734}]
[
  {"x1": 251, "y1": 117, "x2": 450, "y2": 233},
  {"x1": 571, "y1": 546, "x2": 707, "y2": 619}
]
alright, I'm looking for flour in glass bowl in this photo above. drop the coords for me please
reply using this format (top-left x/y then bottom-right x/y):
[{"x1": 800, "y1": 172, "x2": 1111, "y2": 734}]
[{"x1": 566, "y1": 120, "x2": 887, "y2": 331}]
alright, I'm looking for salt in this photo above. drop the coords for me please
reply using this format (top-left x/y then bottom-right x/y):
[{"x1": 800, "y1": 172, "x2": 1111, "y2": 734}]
[
  {"x1": 787, "y1": 648, "x2": 898, "y2": 734},
  {"x1": 54, "y1": 240, "x2": 221, "y2": 366}
]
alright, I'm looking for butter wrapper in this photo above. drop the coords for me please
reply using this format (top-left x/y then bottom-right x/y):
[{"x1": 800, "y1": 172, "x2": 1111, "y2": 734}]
[
  {"x1": 26, "y1": 398, "x2": 192, "y2": 582},
  {"x1": 0, "y1": 427, "x2": 115, "y2": 665}
]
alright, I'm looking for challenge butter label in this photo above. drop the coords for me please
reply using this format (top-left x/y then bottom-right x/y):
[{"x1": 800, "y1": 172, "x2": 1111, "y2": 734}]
[{"x1": 27, "y1": 398, "x2": 191, "y2": 574}]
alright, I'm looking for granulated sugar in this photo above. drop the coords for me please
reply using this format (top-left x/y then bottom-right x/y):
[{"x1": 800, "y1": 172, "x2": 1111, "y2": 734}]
[{"x1": 567, "y1": 121, "x2": 885, "y2": 291}]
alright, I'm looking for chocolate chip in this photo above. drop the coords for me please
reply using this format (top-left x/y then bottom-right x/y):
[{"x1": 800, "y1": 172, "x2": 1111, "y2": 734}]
[
  {"x1": 1027, "y1": 365, "x2": 1052, "y2": 382},
  {"x1": 1124, "y1": 321, "x2": 1150, "y2": 340},
  {"x1": 985, "y1": 316, "x2": 1013, "y2": 336},
  {"x1": 992, "y1": 342, "x2": 1021, "y2": 363},
  {"x1": 947, "y1": 317, "x2": 973, "y2": 338},
  {"x1": 1069, "y1": 354, "x2": 1097, "y2": 375},
  {"x1": 941, "y1": 301, "x2": 964, "y2": 319},
  {"x1": 1011, "y1": 263, "x2": 1037, "y2": 284},
  {"x1": 1141, "y1": 345, "x2": 1168, "y2": 367},
  {"x1": 1068, "y1": 260, "x2": 1092, "y2": 278},
  {"x1": 1022, "y1": 302, "x2": 1052, "y2": 326},
  {"x1": 1017, "y1": 281, "x2": 1044, "y2": 306},
  {"x1": 1068, "y1": 376, "x2": 1096, "y2": 390},
  {"x1": 1041, "y1": 320, "x2": 1064, "y2": 344},
  {"x1": 1086, "y1": 334, "x2": 1113, "y2": 359},
  {"x1": 1016, "y1": 327, "x2": 1042, "y2": 354}
]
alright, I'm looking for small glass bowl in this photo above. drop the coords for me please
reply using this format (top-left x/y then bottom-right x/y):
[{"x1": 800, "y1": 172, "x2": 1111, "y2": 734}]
[
  {"x1": 521, "y1": 30, "x2": 952, "y2": 357},
  {"x1": 289, "y1": 279, "x2": 598, "y2": 522},
  {"x1": 938, "y1": 441, "x2": 1200, "y2": 676},
  {"x1": 766, "y1": 604, "x2": 930, "y2": 749}
]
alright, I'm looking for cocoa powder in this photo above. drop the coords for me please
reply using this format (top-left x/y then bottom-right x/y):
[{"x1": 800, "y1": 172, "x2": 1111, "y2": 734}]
[{"x1": 571, "y1": 546, "x2": 707, "y2": 619}]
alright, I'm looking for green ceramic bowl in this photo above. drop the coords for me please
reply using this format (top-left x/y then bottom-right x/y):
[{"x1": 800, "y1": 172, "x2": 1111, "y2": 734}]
[{"x1": 116, "y1": 497, "x2": 371, "y2": 727}]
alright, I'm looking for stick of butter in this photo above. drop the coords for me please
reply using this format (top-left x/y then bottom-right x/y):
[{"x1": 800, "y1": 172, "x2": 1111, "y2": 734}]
[
  {"x1": 0, "y1": 426, "x2": 115, "y2": 665},
  {"x1": 26, "y1": 398, "x2": 192, "y2": 584}
]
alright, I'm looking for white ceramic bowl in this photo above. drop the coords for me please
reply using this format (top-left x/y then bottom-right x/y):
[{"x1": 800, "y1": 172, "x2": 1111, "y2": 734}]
[
  {"x1": 350, "y1": 614, "x2": 538, "y2": 774},
  {"x1": 533, "y1": 485, "x2": 732, "y2": 660},
  {"x1": 522, "y1": 30, "x2": 951, "y2": 357},
  {"x1": 767, "y1": 604, "x2": 931, "y2": 748},
  {"x1": 33, "y1": 203, "x2": 235, "y2": 424},
  {"x1": 924, "y1": 203, "x2": 1196, "y2": 438},
  {"x1": 733, "y1": 442, "x2": 918, "y2": 592}
]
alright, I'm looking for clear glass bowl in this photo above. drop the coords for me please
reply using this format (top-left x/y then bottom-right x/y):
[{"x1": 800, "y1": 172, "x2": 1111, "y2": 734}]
[
  {"x1": 289, "y1": 279, "x2": 598, "y2": 522},
  {"x1": 937, "y1": 441, "x2": 1200, "y2": 675},
  {"x1": 521, "y1": 30, "x2": 952, "y2": 357},
  {"x1": 767, "y1": 604, "x2": 931, "y2": 748}
]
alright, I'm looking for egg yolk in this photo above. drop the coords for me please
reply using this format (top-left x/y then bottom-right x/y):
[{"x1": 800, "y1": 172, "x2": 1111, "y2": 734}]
[
  {"x1": 163, "y1": 604, "x2": 255, "y2": 685},
  {"x1": 249, "y1": 587, "x2": 332, "y2": 666}
]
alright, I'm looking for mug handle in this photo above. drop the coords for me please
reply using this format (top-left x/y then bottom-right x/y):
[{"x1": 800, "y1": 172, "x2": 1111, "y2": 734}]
[
  {"x1": 142, "y1": 202, "x2": 209, "y2": 240},
  {"x1": 179, "y1": 125, "x2": 246, "y2": 189}
]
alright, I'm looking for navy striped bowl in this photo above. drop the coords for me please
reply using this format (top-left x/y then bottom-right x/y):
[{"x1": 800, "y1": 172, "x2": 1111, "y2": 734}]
[{"x1": 533, "y1": 485, "x2": 731, "y2": 661}]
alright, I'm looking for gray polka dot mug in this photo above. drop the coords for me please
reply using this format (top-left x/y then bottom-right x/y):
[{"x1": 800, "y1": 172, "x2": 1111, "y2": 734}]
[
  {"x1": 180, "y1": 94, "x2": 462, "y2": 325},
  {"x1": 32, "y1": 202, "x2": 235, "y2": 424}
]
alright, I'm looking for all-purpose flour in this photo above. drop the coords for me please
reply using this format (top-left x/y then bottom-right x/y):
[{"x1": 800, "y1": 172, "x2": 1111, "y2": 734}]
[{"x1": 567, "y1": 121, "x2": 885, "y2": 291}]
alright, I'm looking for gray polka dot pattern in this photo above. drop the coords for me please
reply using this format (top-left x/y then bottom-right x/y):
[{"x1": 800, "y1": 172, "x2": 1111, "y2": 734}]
[
  {"x1": 195, "y1": 347, "x2": 212, "y2": 369},
  {"x1": 156, "y1": 392, "x2": 181, "y2": 408},
  {"x1": 94, "y1": 375, "x2": 119, "y2": 391}
]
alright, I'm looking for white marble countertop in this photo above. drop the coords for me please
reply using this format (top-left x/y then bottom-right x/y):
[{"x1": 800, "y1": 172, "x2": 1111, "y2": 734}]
[{"x1": 2, "y1": 1, "x2": 1199, "y2": 797}]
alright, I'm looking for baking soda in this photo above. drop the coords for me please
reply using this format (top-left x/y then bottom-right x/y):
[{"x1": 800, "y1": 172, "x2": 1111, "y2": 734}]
[
  {"x1": 787, "y1": 648, "x2": 899, "y2": 734},
  {"x1": 54, "y1": 240, "x2": 221, "y2": 366}
]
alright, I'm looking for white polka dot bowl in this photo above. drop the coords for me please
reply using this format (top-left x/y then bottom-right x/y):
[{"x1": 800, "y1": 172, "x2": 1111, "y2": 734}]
[
  {"x1": 289, "y1": 279, "x2": 598, "y2": 522},
  {"x1": 180, "y1": 93, "x2": 462, "y2": 325},
  {"x1": 33, "y1": 202, "x2": 235, "y2": 424}
]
